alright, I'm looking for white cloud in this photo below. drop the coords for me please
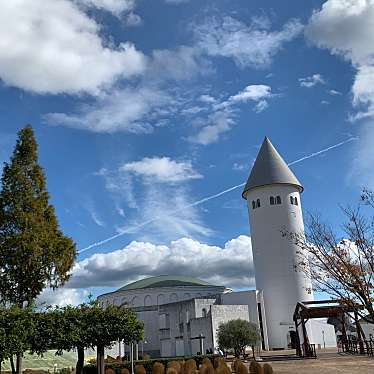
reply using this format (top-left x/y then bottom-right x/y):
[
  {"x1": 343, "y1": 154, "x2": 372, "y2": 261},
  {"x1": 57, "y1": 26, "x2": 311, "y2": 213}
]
[
  {"x1": 195, "y1": 16, "x2": 303, "y2": 68},
  {"x1": 164, "y1": 0, "x2": 189, "y2": 3},
  {"x1": 69, "y1": 235, "x2": 254, "y2": 290},
  {"x1": 305, "y1": 0, "x2": 374, "y2": 119},
  {"x1": 199, "y1": 94, "x2": 217, "y2": 104},
  {"x1": 189, "y1": 110, "x2": 235, "y2": 145},
  {"x1": 305, "y1": 0, "x2": 374, "y2": 188},
  {"x1": 224, "y1": 84, "x2": 273, "y2": 106},
  {"x1": 124, "y1": 12, "x2": 142, "y2": 26},
  {"x1": 45, "y1": 86, "x2": 171, "y2": 133},
  {"x1": 37, "y1": 287, "x2": 87, "y2": 307},
  {"x1": 254, "y1": 100, "x2": 269, "y2": 113},
  {"x1": 0, "y1": 1, "x2": 146, "y2": 94},
  {"x1": 299, "y1": 74, "x2": 326, "y2": 88},
  {"x1": 77, "y1": 0, "x2": 135, "y2": 15},
  {"x1": 120, "y1": 157, "x2": 202, "y2": 183},
  {"x1": 329, "y1": 89, "x2": 342, "y2": 95},
  {"x1": 44, "y1": 45, "x2": 205, "y2": 133},
  {"x1": 190, "y1": 85, "x2": 273, "y2": 145}
]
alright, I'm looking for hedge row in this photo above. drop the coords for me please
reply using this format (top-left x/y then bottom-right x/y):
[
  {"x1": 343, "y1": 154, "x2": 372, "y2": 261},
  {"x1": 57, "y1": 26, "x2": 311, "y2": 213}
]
[{"x1": 83, "y1": 355, "x2": 219, "y2": 374}]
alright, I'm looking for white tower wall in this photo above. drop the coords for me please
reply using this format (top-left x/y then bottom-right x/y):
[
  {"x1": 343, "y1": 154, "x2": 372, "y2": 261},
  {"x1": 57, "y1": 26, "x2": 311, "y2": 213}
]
[{"x1": 247, "y1": 184, "x2": 313, "y2": 349}]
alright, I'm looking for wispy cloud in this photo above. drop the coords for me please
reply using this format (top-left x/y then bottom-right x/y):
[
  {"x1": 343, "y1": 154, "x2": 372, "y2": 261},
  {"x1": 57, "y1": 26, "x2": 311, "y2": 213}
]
[
  {"x1": 194, "y1": 15, "x2": 303, "y2": 69},
  {"x1": 299, "y1": 74, "x2": 326, "y2": 88},
  {"x1": 81, "y1": 138, "x2": 356, "y2": 254}
]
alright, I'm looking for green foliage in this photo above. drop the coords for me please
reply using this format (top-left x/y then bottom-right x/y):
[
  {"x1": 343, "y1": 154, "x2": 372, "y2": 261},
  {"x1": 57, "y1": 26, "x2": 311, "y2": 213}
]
[
  {"x1": 217, "y1": 320, "x2": 261, "y2": 358},
  {"x1": 0, "y1": 125, "x2": 76, "y2": 306}
]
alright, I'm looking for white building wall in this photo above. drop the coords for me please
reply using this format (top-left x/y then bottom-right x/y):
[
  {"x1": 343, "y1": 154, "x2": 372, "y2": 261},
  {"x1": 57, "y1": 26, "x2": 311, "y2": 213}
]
[
  {"x1": 210, "y1": 305, "x2": 250, "y2": 350},
  {"x1": 97, "y1": 285, "x2": 224, "y2": 357},
  {"x1": 221, "y1": 290, "x2": 269, "y2": 350},
  {"x1": 360, "y1": 322, "x2": 374, "y2": 340},
  {"x1": 306, "y1": 320, "x2": 337, "y2": 348},
  {"x1": 247, "y1": 184, "x2": 314, "y2": 349}
]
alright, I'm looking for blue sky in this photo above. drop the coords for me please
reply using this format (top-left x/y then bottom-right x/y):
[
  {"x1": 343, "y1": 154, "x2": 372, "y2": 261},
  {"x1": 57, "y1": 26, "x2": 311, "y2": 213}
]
[{"x1": 1, "y1": 0, "x2": 373, "y2": 305}]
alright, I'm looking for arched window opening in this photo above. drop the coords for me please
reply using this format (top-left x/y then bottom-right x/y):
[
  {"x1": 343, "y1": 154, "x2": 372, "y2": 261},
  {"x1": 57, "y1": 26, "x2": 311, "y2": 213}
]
[
  {"x1": 252, "y1": 200, "x2": 256, "y2": 209},
  {"x1": 202, "y1": 308, "x2": 207, "y2": 318},
  {"x1": 256, "y1": 199, "x2": 261, "y2": 208},
  {"x1": 294, "y1": 196, "x2": 298, "y2": 206},
  {"x1": 290, "y1": 196, "x2": 294, "y2": 205},
  {"x1": 276, "y1": 196, "x2": 281, "y2": 205},
  {"x1": 270, "y1": 196, "x2": 275, "y2": 205}
]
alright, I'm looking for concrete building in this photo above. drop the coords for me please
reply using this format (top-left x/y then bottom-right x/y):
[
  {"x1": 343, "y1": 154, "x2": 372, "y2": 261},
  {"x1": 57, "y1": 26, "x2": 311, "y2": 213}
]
[
  {"x1": 97, "y1": 137, "x2": 337, "y2": 356},
  {"x1": 97, "y1": 276, "x2": 267, "y2": 357}
]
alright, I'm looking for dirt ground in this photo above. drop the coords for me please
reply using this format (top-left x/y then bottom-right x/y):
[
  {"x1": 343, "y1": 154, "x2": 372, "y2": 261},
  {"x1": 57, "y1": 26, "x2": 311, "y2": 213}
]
[{"x1": 250, "y1": 349, "x2": 374, "y2": 374}]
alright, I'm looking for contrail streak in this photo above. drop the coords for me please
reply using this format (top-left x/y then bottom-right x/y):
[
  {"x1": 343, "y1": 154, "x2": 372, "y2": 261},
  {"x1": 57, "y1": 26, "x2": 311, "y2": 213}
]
[{"x1": 78, "y1": 137, "x2": 357, "y2": 254}]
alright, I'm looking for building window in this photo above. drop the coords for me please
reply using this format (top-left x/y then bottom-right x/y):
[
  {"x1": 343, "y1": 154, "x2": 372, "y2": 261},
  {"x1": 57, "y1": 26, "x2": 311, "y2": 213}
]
[
  {"x1": 202, "y1": 308, "x2": 207, "y2": 318},
  {"x1": 276, "y1": 196, "x2": 281, "y2": 205},
  {"x1": 252, "y1": 200, "x2": 256, "y2": 209},
  {"x1": 290, "y1": 196, "x2": 299, "y2": 206},
  {"x1": 256, "y1": 199, "x2": 261, "y2": 208},
  {"x1": 270, "y1": 196, "x2": 275, "y2": 205}
]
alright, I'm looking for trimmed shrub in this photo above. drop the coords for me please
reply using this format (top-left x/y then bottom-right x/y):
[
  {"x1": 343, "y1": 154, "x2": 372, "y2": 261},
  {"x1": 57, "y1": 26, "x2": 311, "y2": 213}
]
[
  {"x1": 84, "y1": 355, "x2": 218, "y2": 374},
  {"x1": 201, "y1": 358, "x2": 213, "y2": 368},
  {"x1": 136, "y1": 365, "x2": 147, "y2": 374},
  {"x1": 199, "y1": 363, "x2": 214, "y2": 374},
  {"x1": 248, "y1": 362, "x2": 262, "y2": 374},
  {"x1": 106, "y1": 369, "x2": 116, "y2": 374},
  {"x1": 236, "y1": 362, "x2": 248, "y2": 374},
  {"x1": 167, "y1": 361, "x2": 182, "y2": 374},
  {"x1": 153, "y1": 362, "x2": 165, "y2": 374},
  {"x1": 213, "y1": 358, "x2": 224, "y2": 369},
  {"x1": 262, "y1": 364, "x2": 272, "y2": 374},
  {"x1": 120, "y1": 369, "x2": 130, "y2": 374},
  {"x1": 184, "y1": 359, "x2": 197, "y2": 374}
]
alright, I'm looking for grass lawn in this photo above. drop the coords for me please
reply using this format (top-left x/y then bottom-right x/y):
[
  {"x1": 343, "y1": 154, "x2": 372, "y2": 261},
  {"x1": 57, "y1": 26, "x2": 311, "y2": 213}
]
[{"x1": 1, "y1": 351, "x2": 77, "y2": 372}]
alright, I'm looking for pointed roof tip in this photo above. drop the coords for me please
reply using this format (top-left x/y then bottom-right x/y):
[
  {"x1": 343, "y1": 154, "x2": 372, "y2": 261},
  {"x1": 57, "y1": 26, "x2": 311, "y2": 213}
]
[{"x1": 242, "y1": 137, "x2": 303, "y2": 199}]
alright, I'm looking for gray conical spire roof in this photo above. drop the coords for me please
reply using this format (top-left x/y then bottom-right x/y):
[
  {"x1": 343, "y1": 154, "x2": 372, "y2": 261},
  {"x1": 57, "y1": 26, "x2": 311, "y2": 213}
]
[{"x1": 242, "y1": 137, "x2": 303, "y2": 199}]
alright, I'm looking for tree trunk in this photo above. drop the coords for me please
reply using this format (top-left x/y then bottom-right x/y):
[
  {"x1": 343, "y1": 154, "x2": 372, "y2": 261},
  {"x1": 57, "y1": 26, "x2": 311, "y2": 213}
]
[
  {"x1": 97, "y1": 345, "x2": 105, "y2": 374},
  {"x1": 10, "y1": 356, "x2": 16, "y2": 374},
  {"x1": 16, "y1": 353, "x2": 22, "y2": 374},
  {"x1": 76, "y1": 347, "x2": 85, "y2": 374}
]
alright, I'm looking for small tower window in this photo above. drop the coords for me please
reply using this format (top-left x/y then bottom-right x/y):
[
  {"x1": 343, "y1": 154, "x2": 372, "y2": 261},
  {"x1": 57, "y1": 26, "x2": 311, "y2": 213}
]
[
  {"x1": 294, "y1": 196, "x2": 298, "y2": 206},
  {"x1": 276, "y1": 196, "x2": 281, "y2": 205},
  {"x1": 270, "y1": 196, "x2": 275, "y2": 205},
  {"x1": 256, "y1": 199, "x2": 261, "y2": 208},
  {"x1": 290, "y1": 196, "x2": 294, "y2": 205},
  {"x1": 252, "y1": 200, "x2": 256, "y2": 209}
]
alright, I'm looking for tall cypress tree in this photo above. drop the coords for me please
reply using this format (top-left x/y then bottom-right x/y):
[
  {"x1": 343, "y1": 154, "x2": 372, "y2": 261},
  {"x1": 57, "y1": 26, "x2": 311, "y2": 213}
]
[{"x1": 0, "y1": 125, "x2": 76, "y2": 373}]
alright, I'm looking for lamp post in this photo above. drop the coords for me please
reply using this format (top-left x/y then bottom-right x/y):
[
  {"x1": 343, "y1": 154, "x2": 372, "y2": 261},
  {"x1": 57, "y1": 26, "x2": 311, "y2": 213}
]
[
  {"x1": 322, "y1": 330, "x2": 325, "y2": 349},
  {"x1": 141, "y1": 339, "x2": 148, "y2": 358}
]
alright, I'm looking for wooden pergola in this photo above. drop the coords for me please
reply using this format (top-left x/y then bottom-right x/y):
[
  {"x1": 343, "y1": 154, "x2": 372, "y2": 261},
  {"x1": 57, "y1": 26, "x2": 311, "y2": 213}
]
[{"x1": 293, "y1": 300, "x2": 365, "y2": 357}]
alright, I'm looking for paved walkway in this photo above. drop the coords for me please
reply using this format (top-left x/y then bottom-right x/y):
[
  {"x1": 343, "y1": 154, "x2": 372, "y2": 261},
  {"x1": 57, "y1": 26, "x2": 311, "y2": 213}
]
[{"x1": 254, "y1": 349, "x2": 374, "y2": 374}]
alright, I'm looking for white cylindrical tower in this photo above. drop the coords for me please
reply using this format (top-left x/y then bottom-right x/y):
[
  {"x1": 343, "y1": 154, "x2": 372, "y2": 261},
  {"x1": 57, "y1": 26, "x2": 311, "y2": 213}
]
[{"x1": 242, "y1": 137, "x2": 313, "y2": 349}]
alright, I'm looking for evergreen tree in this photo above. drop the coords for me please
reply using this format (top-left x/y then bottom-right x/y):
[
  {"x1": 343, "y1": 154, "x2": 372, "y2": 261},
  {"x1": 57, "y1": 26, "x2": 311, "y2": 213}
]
[{"x1": 0, "y1": 125, "x2": 76, "y2": 373}]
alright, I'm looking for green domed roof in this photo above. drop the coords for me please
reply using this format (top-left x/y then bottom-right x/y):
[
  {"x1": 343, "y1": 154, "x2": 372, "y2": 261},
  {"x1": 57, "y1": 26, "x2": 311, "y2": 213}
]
[{"x1": 118, "y1": 275, "x2": 215, "y2": 291}]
